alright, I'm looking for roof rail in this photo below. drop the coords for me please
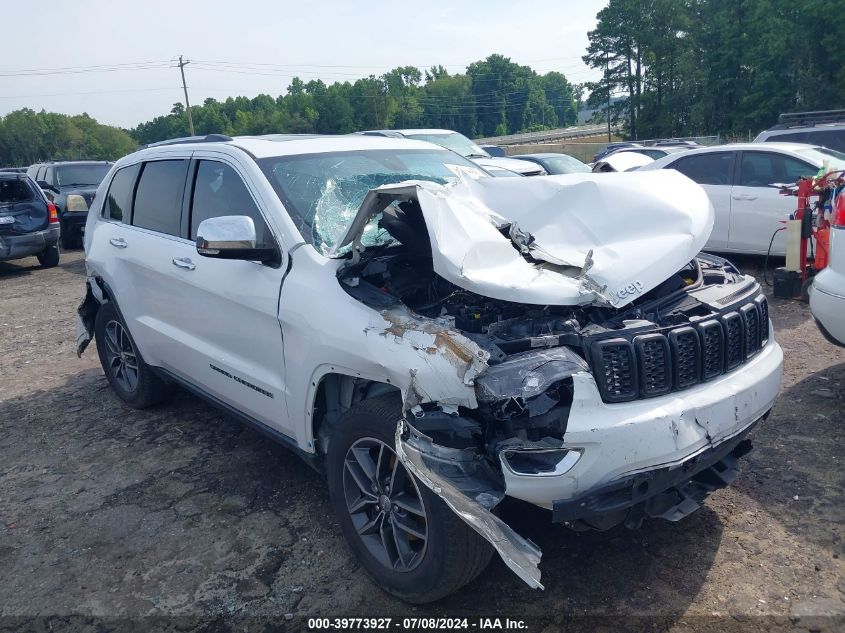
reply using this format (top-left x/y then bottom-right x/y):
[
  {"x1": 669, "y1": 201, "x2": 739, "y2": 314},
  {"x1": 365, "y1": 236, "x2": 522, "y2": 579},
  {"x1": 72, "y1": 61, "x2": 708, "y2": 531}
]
[
  {"x1": 141, "y1": 134, "x2": 233, "y2": 149},
  {"x1": 772, "y1": 109, "x2": 845, "y2": 129}
]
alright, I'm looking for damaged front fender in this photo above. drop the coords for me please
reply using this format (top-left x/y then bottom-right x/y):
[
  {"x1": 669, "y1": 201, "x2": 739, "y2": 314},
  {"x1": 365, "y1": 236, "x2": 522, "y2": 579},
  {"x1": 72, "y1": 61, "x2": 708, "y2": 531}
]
[{"x1": 395, "y1": 418, "x2": 544, "y2": 590}]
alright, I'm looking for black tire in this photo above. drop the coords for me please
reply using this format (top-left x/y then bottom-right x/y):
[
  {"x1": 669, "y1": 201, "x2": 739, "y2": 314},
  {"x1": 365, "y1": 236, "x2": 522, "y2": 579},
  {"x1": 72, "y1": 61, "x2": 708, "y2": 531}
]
[
  {"x1": 326, "y1": 395, "x2": 493, "y2": 603},
  {"x1": 94, "y1": 301, "x2": 173, "y2": 408},
  {"x1": 60, "y1": 221, "x2": 75, "y2": 250},
  {"x1": 37, "y1": 245, "x2": 59, "y2": 268}
]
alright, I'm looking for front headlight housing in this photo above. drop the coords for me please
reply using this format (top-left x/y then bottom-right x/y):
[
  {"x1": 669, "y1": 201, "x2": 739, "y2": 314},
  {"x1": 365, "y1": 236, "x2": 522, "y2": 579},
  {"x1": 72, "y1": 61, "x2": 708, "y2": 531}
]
[
  {"x1": 474, "y1": 346, "x2": 589, "y2": 403},
  {"x1": 65, "y1": 194, "x2": 88, "y2": 212}
]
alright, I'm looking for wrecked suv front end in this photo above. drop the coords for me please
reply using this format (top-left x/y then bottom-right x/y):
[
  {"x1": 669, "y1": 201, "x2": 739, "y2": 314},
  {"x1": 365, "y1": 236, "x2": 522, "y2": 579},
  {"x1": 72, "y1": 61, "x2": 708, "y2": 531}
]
[{"x1": 325, "y1": 171, "x2": 783, "y2": 590}]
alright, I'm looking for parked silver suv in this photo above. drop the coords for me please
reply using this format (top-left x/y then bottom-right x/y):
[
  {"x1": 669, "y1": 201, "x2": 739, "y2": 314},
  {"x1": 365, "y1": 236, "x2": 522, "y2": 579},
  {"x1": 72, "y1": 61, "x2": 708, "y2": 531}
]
[{"x1": 76, "y1": 133, "x2": 783, "y2": 602}]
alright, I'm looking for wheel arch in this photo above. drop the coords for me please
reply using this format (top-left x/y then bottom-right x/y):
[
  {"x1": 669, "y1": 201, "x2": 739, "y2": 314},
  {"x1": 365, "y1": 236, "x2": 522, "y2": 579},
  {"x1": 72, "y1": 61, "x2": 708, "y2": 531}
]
[{"x1": 306, "y1": 366, "x2": 401, "y2": 456}]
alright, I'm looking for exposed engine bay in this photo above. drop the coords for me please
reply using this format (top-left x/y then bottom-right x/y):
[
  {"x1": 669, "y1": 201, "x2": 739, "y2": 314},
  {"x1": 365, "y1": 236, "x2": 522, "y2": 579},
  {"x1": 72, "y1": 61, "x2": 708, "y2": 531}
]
[{"x1": 338, "y1": 198, "x2": 751, "y2": 450}]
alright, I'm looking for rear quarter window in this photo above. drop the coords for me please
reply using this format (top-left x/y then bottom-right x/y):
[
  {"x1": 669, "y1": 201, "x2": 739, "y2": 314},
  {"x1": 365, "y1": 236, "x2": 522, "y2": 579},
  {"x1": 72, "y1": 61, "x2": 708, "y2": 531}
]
[
  {"x1": 103, "y1": 164, "x2": 140, "y2": 223},
  {"x1": 0, "y1": 178, "x2": 36, "y2": 205},
  {"x1": 671, "y1": 152, "x2": 734, "y2": 185},
  {"x1": 131, "y1": 160, "x2": 189, "y2": 236}
]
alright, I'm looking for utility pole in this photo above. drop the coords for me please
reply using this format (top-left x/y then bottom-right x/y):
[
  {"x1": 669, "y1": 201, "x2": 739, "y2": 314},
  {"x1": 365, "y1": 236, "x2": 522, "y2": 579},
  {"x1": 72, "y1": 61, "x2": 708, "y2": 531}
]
[
  {"x1": 178, "y1": 55, "x2": 195, "y2": 136},
  {"x1": 605, "y1": 51, "x2": 611, "y2": 142}
]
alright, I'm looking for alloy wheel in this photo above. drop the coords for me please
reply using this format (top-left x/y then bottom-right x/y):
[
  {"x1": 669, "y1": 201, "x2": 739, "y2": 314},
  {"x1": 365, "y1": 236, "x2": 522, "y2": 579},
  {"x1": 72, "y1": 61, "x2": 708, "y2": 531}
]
[
  {"x1": 103, "y1": 320, "x2": 139, "y2": 393},
  {"x1": 342, "y1": 437, "x2": 428, "y2": 572}
]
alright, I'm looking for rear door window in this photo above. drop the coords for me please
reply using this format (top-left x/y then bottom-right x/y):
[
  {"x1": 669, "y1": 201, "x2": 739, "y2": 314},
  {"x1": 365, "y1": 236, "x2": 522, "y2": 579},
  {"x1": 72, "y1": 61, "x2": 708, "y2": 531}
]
[
  {"x1": 131, "y1": 160, "x2": 189, "y2": 236},
  {"x1": 738, "y1": 152, "x2": 815, "y2": 187},
  {"x1": 189, "y1": 160, "x2": 273, "y2": 246},
  {"x1": 103, "y1": 164, "x2": 140, "y2": 223},
  {"x1": 671, "y1": 152, "x2": 734, "y2": 185}
]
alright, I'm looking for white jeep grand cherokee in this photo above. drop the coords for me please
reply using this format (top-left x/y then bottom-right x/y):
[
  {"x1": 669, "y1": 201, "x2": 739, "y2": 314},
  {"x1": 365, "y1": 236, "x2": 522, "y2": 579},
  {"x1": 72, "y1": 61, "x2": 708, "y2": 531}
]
[{"x1": 76, "y1": 133, "x2": 783, "y2": 602}]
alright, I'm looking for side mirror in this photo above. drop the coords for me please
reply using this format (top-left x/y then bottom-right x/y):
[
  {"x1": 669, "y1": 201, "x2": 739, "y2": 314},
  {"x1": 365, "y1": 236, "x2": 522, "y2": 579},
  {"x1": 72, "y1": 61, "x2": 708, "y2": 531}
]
[
  {"x1": 196, "y1": 215, "x2": 277, "y2": 262},
  {"x1": 37, "y1": 180, "x2": 57, "y2": 193}
]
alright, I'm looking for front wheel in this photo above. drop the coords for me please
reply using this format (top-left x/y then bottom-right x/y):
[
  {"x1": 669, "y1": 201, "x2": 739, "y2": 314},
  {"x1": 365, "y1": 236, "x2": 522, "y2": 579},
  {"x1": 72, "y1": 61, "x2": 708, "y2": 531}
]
[
  {"x1": 94, "y1": 302, "x2": 173, "y2": 408},
  {"x1": 60, "y1": 221, "x2": 76, "y2": 250},
  {"x1": 326, "y1": 396, "x2": 493, "y2": 603},
  {"x1": 37, "y1": 245, "x2": 59, "y2": 268}
]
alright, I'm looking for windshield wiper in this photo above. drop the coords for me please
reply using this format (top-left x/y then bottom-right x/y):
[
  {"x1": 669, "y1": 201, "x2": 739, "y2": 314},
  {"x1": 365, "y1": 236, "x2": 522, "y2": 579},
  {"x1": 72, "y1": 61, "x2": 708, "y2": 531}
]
[
  {"x1": 466, "y1": 153, "x2": 489, "y2": 159},
  {"x1": 61, "y1": 182, "x2": 95, "y2": 187}
]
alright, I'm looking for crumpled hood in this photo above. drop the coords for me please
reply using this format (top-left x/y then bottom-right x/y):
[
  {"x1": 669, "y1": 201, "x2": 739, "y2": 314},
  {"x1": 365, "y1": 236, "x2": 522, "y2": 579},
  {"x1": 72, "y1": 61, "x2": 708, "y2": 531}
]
[{"x1": 333, "y1": 170, "x2": 713, "y2": 308}]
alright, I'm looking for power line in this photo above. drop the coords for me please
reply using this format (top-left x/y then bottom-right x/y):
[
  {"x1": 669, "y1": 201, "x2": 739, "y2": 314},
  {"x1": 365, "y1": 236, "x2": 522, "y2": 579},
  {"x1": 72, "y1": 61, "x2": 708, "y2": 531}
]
[
  {"x1": 0, "y1": 87, "x2": 182, "y2": 100},
  {"x1": 0, "y1": 61, "x2": 173, "y2": 77}
]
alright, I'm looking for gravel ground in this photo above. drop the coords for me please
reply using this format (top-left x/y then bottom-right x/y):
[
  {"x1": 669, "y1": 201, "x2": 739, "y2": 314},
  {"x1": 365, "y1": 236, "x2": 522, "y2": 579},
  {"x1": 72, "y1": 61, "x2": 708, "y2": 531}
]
[{"x1": 0, "y1": 250, "x2": 843, "y2": 632}]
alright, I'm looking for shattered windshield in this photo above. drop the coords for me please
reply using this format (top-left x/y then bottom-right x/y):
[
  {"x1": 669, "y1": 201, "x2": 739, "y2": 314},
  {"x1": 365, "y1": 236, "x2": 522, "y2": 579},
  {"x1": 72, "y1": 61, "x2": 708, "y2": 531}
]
[{"x1": 259, "y1": 149, "x2": 486, "y2": 253}]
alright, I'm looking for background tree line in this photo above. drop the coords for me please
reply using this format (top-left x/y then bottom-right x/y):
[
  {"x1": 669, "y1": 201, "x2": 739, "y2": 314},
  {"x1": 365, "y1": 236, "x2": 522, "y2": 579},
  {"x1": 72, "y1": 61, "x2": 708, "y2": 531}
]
[
  {"x1": 0, "y1": 54, "x2": 579, "y2": 165},
  {"x1": 130, "y1": 55, "x2": 579, "y2": 145},
  {"x1": 0, "y1": 109, "x2": 136, "y2": 166},
  {"x1": 583, "y1": 0, "x2": 845, "y2": 140}
]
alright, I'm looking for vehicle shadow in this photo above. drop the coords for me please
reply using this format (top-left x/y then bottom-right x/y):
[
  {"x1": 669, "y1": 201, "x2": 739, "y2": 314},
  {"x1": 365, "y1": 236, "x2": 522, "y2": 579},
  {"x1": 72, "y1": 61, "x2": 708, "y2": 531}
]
[
  {"x1": 58, "y1": 254, "x2": 87, "y2": 276},
  {"x1": 732, "y1": 361, "x2": 844, "y2": 551},
  {"x1": 426, "y1": 499, "x2": 723, "y2": 619},
  {"x1": 0, "y1": 258, "x2": 35, "y2": 278},
  {"x1": 0, "y1": 365, "x2": 724, "y2": 622}
]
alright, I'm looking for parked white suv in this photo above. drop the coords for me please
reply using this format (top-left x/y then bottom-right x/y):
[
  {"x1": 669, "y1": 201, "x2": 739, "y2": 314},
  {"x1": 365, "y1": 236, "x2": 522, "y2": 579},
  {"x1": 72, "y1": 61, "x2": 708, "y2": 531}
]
[{"x1": 76, "y1": 133, "x2": 783, "y2": 602}]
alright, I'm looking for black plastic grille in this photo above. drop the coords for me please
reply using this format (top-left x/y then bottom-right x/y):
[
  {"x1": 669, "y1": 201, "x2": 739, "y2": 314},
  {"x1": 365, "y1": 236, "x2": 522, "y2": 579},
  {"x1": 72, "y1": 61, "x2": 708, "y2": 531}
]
[
  {"x1": 635, "y1": 334, "x2": 672, "y2": 396},
  {"x1": 591, "y1": 296, "x2": 769, "y2": 403},
  {"x1": 741, "y1": 304, "x2": 760, "y2": 358},
  {"x1": 756, "y1": 296, "x2": 769, "y2": 344},
  {"x1": 669, "y1": 327, "x2": 701, "y2": 389},
  {"x1": 592, "y1": 339, "x2": 637, "y2": 402},
  {"x1": 699, "y1": 320, "x2": 725, "y2": 381},
  {"x1": 722, "y1": 312, "x2": 745, "y2": 370}
]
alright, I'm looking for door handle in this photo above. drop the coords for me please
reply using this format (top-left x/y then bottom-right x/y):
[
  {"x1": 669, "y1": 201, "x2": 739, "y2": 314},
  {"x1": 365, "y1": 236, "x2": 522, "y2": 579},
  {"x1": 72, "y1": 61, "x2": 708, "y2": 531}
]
[
  {"x1": 731, "y1": 194, "x2": 747, "y2": 201},
  {"x1": 109, "y1": 237, "x2": 127, "y2": 248},
  {"x1": 172, "y1": 257, "x2": 196, "y2": 271}
]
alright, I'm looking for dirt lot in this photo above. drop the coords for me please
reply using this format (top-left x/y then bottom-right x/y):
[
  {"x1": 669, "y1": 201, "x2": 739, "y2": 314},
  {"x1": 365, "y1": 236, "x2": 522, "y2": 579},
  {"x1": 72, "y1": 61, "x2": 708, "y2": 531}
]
[{"x1": 0, "y1": 250, "x2": 843, "y2": 631}]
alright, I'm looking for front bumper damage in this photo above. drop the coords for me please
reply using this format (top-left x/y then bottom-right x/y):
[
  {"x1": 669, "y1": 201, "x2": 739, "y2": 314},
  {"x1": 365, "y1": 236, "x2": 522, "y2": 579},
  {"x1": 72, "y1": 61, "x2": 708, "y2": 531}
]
[
  {"x1": 396, "y1": 419, "x2": 544, "y2": 589},
  {"x1": 394, "y1": 340, "x2": 783, "y2": 590}
]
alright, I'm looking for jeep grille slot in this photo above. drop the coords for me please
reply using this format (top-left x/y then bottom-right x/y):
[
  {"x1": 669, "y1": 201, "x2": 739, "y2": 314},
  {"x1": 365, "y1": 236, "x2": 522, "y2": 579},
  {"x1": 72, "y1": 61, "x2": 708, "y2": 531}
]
[
  {"x1": 722, "y1": 312, "x2": 745, "y2": 371},
  {"x1": 635, "y1": 334, "x2": 672, "y2": 397},
  {"x1": 591, "y1": 297, "x2": 767, "y2": 404},
  {"x1": 592, "y1": 339, "x2": 637, "y2": 403},
  {"x1": 668, "y1": 327, "x2": 701, "y2": 389},
  {"x1": 756, "y1": 295, "x2": 769, "y2": 345},
  {"x1": 741, "y1": 303, "x2": 760, "y2": 358},
  {"x1": 699, "y1": 320, "x2": 725, "y2": 381}
]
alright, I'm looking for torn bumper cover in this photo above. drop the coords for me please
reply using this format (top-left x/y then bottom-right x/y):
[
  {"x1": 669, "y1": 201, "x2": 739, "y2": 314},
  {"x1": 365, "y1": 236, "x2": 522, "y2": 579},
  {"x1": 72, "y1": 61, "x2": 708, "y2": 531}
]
[
  {"x1": 395, "y1": 419, "x2": 544, "y2": 590},
  {"x1": 552, "y1": 420, "x2": 758, "y2": 528}
]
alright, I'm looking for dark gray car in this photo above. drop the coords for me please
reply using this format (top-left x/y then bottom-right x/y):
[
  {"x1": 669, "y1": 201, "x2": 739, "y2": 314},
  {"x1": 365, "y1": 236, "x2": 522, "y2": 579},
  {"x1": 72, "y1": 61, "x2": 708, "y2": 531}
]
[{"x1": 0, "y1": 173, "x2": 60, "y2": 267}]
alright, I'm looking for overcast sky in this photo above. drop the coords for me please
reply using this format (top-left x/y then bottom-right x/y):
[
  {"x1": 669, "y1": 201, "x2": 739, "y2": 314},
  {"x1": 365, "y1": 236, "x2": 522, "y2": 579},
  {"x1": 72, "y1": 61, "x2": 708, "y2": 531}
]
[{"x1": 0, "y1": 0, "x2": 607, "y2": 129}]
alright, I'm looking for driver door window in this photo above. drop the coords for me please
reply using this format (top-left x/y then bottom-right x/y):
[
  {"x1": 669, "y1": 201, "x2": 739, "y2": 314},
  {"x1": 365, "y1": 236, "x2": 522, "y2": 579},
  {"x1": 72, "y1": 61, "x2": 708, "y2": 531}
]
[
  {"x1": 190, "y1": 160, "x2": 272, "y2": 247},
  {"x1": 728, "y1": 152, "x2": 816, "y2": 254}
]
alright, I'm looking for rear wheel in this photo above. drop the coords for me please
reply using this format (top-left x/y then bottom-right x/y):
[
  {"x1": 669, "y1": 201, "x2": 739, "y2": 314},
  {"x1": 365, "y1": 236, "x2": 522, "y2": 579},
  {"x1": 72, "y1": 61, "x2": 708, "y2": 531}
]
[
  {"x1": 326, "y1": 395, "x2": 493, "y2": 603},
  {"x1": 37, "y1": 245, "x2": 59, "y2": 268},
  {"x1": 94, "y1": 302, "x2": 173, "y2": 408}
]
